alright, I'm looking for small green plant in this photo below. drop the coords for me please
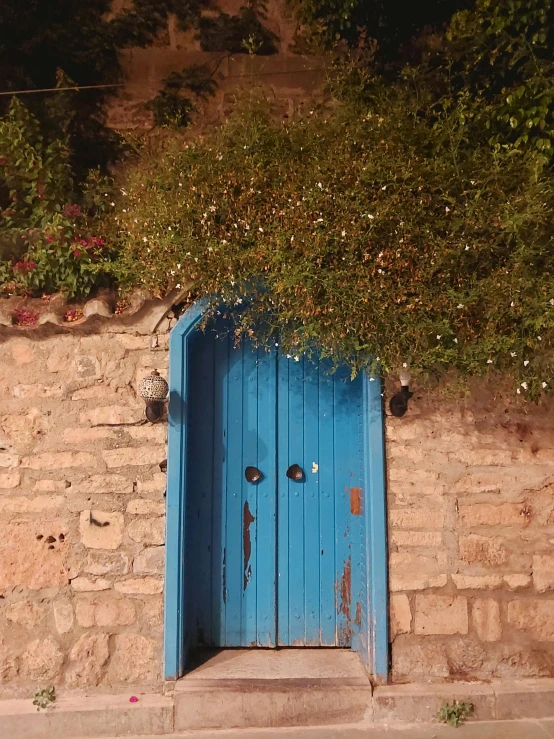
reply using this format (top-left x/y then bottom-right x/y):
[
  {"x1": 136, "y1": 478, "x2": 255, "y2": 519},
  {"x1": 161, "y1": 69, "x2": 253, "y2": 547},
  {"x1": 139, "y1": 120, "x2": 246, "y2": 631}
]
[
  {"x1": 33, "y1": 686, "x2": 56, "y2": 711},
  {"x1": 437, "y1": 700, "x2": 474, "y2": 727}
]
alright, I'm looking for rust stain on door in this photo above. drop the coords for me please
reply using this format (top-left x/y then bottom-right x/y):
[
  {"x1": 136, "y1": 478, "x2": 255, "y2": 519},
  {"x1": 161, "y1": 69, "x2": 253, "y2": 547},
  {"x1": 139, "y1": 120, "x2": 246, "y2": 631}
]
[
  {"x1": 336, "y1": 556, "x2": 352, "y2": 643},
  {"x1": 243, "y1": 501, "x2": 255, "y2": 590},
  {"x1": 350, "y1": 487, "x2": 362, "y2": 516}
]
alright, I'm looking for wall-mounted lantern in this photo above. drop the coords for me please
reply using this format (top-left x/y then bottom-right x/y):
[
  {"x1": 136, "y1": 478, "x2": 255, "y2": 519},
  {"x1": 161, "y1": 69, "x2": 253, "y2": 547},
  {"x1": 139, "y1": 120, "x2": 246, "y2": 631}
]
[
  {"x1": 389, "y1": 369, "x2": 413, "y2": 418},
  {"x1": 139, "y1": 370, "x2": 169, "y2": 423}
]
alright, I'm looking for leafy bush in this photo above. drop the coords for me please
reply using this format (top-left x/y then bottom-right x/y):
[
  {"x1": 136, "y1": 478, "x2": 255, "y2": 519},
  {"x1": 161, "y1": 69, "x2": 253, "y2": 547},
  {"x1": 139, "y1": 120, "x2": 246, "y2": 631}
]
[
  {"x1": 0, "y1": 98, "x2": 114, "y2": 297},
  {"x1": 106, "y1": 82, "x2": 554, "y2": 396}
]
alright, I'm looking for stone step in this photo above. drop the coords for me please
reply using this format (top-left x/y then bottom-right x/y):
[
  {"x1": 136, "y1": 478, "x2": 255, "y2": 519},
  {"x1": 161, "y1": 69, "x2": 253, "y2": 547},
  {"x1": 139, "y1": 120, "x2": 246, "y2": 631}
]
[{"x1": 0, "y1": 693, "x2": 173, "y2": 739}]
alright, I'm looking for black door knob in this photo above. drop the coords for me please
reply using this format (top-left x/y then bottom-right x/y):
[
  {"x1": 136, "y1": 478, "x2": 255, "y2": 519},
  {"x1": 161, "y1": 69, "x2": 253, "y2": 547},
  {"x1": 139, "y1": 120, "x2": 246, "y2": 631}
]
[
  {"x1": 245, "y1": 466, "x2": 263, "y2": 483},
  {"x1": 286, "y1": 464, "x2": 304, "y2": 481}
]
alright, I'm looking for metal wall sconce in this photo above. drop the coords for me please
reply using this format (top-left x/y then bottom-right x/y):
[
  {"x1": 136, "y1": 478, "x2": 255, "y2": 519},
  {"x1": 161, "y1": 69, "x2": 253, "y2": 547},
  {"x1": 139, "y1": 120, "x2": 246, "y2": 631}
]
[
  {"x1": 139, "y1": 370, "x2": 169, "y2": 423},
  {"x1": 389, "y1": 369, "x2": 413, "y2": 418}
]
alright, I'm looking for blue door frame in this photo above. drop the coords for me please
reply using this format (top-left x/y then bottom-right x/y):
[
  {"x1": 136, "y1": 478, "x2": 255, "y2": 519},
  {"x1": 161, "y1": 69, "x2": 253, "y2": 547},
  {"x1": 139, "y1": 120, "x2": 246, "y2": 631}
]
[{"x1": 164, "y1": 299, "x2": 389, "y2": 682}]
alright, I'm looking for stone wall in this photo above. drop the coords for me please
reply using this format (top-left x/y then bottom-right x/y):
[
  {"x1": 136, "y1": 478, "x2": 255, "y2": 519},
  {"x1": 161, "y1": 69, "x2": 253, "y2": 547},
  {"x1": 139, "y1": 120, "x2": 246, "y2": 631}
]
[
  {"x1": 387, "y1": 393, "x2": 554, "y2": 681},
  {"x1": 2, "y1": 317, "x2": 554, "y2": 694},
  {"x1": 107, "y1": 0, "x2": 325, "y2": 129},
  {"x1": 0, "y1": 329, "x2": 169, "y2": 696}
]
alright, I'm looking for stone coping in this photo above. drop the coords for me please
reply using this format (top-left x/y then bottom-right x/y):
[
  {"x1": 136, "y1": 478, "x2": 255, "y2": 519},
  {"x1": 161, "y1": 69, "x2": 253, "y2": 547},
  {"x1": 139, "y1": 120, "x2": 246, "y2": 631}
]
[
  {"x1": 0, "y1": 284, "x2": 193, "y2": 337},
  {"x1": 1, "y1": 679, "x2": 554, "y2": 736}
]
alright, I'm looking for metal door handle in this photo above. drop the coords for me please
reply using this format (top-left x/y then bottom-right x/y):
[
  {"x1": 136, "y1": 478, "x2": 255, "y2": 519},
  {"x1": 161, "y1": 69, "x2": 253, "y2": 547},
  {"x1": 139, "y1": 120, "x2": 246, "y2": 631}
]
[
  {"x1": 286, "y1": 464, "x2": 304, "y2": 481},
  {"x1": 245, "y1": 466, "x2": 262, "y2": 483}
]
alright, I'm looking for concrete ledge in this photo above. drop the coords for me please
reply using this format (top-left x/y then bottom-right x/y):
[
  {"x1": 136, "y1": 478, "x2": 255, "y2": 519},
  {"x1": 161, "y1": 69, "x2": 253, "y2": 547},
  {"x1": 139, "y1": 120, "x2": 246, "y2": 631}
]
[
  {"x1": 373, "y1": 678, "x2": 554, "y2": 723},
  {"x1": 174, "y1": 682, "x2": 372, "y2": 730},
  {"x1": 0, "y1": 693, "x2": 173, "y2": 739}
]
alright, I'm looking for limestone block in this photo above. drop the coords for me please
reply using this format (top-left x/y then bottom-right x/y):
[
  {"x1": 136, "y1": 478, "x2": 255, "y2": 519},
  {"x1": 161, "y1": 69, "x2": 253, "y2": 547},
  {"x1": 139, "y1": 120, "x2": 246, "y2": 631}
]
[
  {"x1": 0, "y1": 472, "x2": 20, "y2": 489},
  {"x1": 63, "y1": 427, "x2": 117, "y2": 443},
  {"x1": 390, "y1": 594, "x2": 412, "y2": 638},
  {"x1": 142, "y1": 597, "x2": 164, "y2": 629},
  {"x1": 0, "y1": 519, "x2": 69, "y2": 589},
  {"x1": 65, "y1": 633, "x2": 110, "y2": 688},
  {"x1": 5, "y1": 600, "x2": 46, "y2": 628},
  {"x1": 0, "y1": 453, "x2": 19, "y2": 468},
  {"x1": 458, "y1": 503, "x2": 525, "y2": 527},
  {"x1": 75, "y1": 595, "x2": 136, "y2": 627},
  {"x1": 389, "y1": 551, "x2": 447, "y2": 592},
  {"x1": 127, "y1": 499, "x2": 165, "y2": 515},
  {"x1": 127, "y1": 517, "x2": 165, "y2": 545},
  {"x1": 452, "y1": 574, "x2": 503, "y2": 590},
  {"x1": 80, "y1": 405, "x2": 143, "y2": 426},
  {"x1": 46, "y1": 345, "x2": 72, "y2": 372},
  {"x1": 117, "y1": 334, "x2": 151, "y2": 350},
  {"x1": 415, "y1": 595, "x2": 468, "y2": 635},
  {"x1": 107, "y1": 634, "x2": 158, "y2": 683},
  {"x1": 0, "y1": 495, "x2": 64, "y2": 513},
  {"x1": 127, "y1": 424, "x2": 167, "y2": 443},
  {"x1": 21, "y1": 451, "x2": 98, "y2": 470},
  {"x1": 137, "y1": 473, "x2": 166, "y2": 494},
  {"x1": 392, "y1": 637, "x2": 450, "y2": 679},
  {"x1": 11, "y1": 341, "x2": 34, "y2": 364},
  {"x1": 114, "y1": 577, "x2": 163, "y2": 594},
  {"x1": 473, "y1": 599, "x2": 501, "y2": 642},
  {"x1": 508, "y1": 599, "x2": 554, "y2": 640},
  {"x1": 459, "y1": 535, "x2": 508, "y2": 568},
  {"x1": 103, "y1": 446, "x2": 166, "y2": 469},
  {"x1": 504, "y1": 573, "x2": 532, "y2": 590},
  {"x1": 133, "y1": 546, "x2": 165, "y2": 575},
  {"x1": 1, "y1": 409, "x2": 49, "y2": 444},
  {"x1": 33, "y1": 479, "x2": 71, "y2": 492},
  {"x1": 388, "y1": 467, "x2": 439, "y2": 483},
  {"x1": 71, "y1": 576, "x2": 112, "y2": 592},
  {"x1": 53, "y1": 600, "x2": 75, "y2": 634},
  {"x1": 389, "y1": 503, "x2": 445, "y2": 529},
  {"x1": 74, "y1": 474, "x2": 134, "y2": 494},
  {"x1": 390, "y1": 531, "x2": 442, "y2": 547},
  {"x1": 72, "y1": 385, "x2": 122, "y2": 401},
  {"x1": 448, "y1": 449, "x2": 513, "y2": 465},
  {"x1": 74, "y1": 355, "x2": 101, "y2": 380},
  {"x1": 533, "y1": 554, "x2": 554, "y2": 592},
  {"x1": 80, "y1": 510, "x2": 124, "y2": 549},
  {"x1": 85, "y1": 551, "x2": 130, "y2": 576},
  {"x1": 0, "y1": 637, "x2": 19, "y2": 683},
  {"x1": 21, "y1": 637, "x2": 64, "y2": 681},
  {"x1": 13, "y1": 383, "x2": 63, "y2": 398}
]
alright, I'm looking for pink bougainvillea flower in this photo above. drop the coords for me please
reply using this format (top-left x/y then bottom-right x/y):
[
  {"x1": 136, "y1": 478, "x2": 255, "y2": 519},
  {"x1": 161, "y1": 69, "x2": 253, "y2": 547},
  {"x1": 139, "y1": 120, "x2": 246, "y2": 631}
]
[
  {"x1": 64, "y1": 203, "x2": 81, "y2": 218},
  {"x1": 14, "y1": 261, "x2": 36, "y2": 272},
  {"x1": 73, "y1": 249, "x2": 82, "y2": 257},
  {"x1": 129, "y1": 696, "x2": 139, "y2": 703},
  {"x1": 46, "y1": 237, "x2": 53, "y2": 242}
]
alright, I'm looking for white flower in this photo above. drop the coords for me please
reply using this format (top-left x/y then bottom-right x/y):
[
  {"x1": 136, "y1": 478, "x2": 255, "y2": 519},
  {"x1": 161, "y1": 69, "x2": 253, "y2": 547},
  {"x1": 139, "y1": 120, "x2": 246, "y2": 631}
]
[
  {"x1": 465, "y1": 245, "x2": 470, "y2": 251},
  {"x1": 521, "y1": 381, "x2": 528, "y2": 390},
  {"x1": 294, "y1": 356, "x2": 300, "y2": 362},
  {"x1": 550, "y1": 298, "x2": 554, "y2": 305},
  {"x1": 454, "y1": 338, "x2": 458, "y2": 344},
  {"x1": 436, "y1": 335, "x2": 442, "y2": 340},
  {"x1": 517, "y1": 388, "x2": 521, "y2": 394},
  {"x1": 170, "y1": 270, "x2": 175, "y2": 276},
  {"x1": 457, "y1": 304, "x2": 464, "y2": 309},
  {"x1": 487, "y1": 359, "x2": 493, "y2": 364},
  {"x1": 341, "y1": 230, "x2": 346, "y2": 237},
  {"x1": 168, "y1": 226, "x2": 172, "y2": 231},
  {"x1": 176, "y1": 283, "x2": 180, "y2": 288},
  {"x1": 369, "y1": 377, "x2": 375, "y2": 381},
  {"x1": 317, "y1": 182, "x2": 323, "y2": 189},
  {"x1": 445, "y1": 206, "x2": 450, "y2": 213},
  {"x1": 538, "y1": 336, "x2": 542, "y2": 341},
  {"x1": 510, "y1": 352, "x2": 517, "y2": 357},
  {"x1": 543, "y1": 382, "x2": 548, "y2": 389},
  {"x1": 286, "y1": 354, "x2": 292, "y2": 359},
  {"x1": 178, "y1": 183, "x2": 182, "y2": 187},
  {"x1": 524, "y1": 360, "x2": 529, "y2": 366},
  {"x1": 142, "y1": 237, "x2": 148, "y2": 242},
  {"x1": 236, "y1": 298, "x2": 243, "y2": 304},
  {"x1": 259, "y1": 227, "x2": 264, "y2": 233},
  {"x1": 291, "y1": 236, "x2": 294, "y2": 242},
  {"x1": 111, "y1": 202, "x2": 115, "y2": 206},
  {"x1": 511, "y1": 302, "x2": 515, "y2": 307},
  {"x1": 402, "y1": 362, "x2": 408, "y2": 368},
  {"x1": 378, "y1": 252, "x2": 384, "y2": 258},
  {"x1": 470, "y1": 180, "x2": 476, "y2": 185},
  {"x1": 177, "y1": 263, "x2": 181, "y2": 269},
  {"x1": 368, "y1": 214, "x2": 375, "y2": 220}
]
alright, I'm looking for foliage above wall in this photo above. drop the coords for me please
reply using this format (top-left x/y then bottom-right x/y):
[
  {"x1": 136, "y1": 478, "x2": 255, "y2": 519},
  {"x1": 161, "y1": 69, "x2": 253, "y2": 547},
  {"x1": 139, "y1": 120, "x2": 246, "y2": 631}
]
[{"x1": 106, "y1": 80, "x2": 554, "y2": 396}]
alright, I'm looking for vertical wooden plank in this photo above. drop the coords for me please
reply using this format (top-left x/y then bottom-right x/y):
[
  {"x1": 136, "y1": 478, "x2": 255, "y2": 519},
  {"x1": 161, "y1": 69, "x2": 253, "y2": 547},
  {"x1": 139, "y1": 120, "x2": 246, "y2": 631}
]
[
  {"x1": 211, "y1": 325, "x2": 229, "y2": 646},
  {"x1": 253, "y1": 344, "x2": 277, "y2": 646},
  {"x1": 224, "y1": 336, "x2": 244, "y2": 645},
  {"x1": 333, "y1": 366, "x2": 355, "y2": 647},
  {"x1": 242, "y1": 338, "x2": 259, "y2": 646},
  {"x1": 317, "y1": 358, "x2": 337, "y2": 645},
  {"x1": 302, "y1": 356, "x2": 321, "y2": 644},
  {"x1": 284, "y1": 355, "x2": 306, "y2": 644},
  {"x1": 276, "y1": 353, "x2": 290, "y2": 644}
]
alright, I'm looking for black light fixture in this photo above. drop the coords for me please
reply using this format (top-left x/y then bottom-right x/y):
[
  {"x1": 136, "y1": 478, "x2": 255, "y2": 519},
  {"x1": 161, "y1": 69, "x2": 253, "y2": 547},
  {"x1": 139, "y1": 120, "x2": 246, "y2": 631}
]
[
  {"x1": 389, "y1": 369, "x2": 413, "y2": 418},
  {"x1": 138, "y1": 370, "x2": 169, "y2": 423}
]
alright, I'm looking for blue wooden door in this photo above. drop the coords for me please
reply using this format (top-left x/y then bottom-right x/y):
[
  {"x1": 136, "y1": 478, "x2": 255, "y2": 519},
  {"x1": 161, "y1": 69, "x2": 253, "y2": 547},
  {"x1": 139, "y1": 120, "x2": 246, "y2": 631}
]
[{"x1": 186, "y1": 328, "x2": 365, "y2": 648}]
